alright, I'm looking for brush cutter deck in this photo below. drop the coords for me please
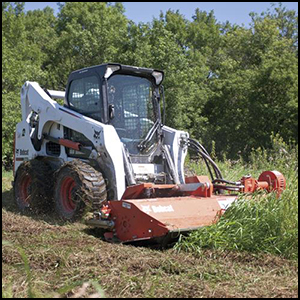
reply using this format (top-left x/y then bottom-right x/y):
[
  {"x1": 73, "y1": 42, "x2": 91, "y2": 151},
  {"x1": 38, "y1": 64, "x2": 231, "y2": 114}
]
[
  {"x1": 102, "y1": 195, "x2": 236, "y2": 243},
  {"x1": 87, "y1": 171, "x2": 286, "y2": 244}
]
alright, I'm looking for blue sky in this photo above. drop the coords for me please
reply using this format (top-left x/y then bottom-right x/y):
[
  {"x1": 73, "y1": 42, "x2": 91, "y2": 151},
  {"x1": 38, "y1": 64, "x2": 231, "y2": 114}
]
[{"x1": 24, "y1": 2, "x2": 298, "y2": 26}]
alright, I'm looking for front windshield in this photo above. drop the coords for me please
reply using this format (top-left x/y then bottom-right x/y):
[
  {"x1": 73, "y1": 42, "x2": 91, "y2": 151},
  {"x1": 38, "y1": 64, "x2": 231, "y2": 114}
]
[{"x1": 107, "y1": 74, "x2": 158, "y2": 155}]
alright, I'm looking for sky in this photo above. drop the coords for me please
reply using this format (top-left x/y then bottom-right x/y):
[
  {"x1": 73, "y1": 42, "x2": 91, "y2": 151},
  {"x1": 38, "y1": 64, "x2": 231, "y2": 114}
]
[{"x1": 24, "y1": 2, "x2": 298, "y2": 26}]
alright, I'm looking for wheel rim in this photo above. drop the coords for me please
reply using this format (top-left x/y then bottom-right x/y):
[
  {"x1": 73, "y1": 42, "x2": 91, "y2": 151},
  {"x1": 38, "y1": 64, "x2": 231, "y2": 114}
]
[
  {"x1": 19, "y1": 174, "x2": 32, "y2": 206},
  {"x1": 60, "y1": 177, "x2": 76, "y2": 213}
]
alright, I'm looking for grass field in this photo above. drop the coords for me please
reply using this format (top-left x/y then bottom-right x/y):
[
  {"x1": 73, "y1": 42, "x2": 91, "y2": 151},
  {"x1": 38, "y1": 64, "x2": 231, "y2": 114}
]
[
  {"x1": 177, "y1": 137, "x2": 298, "y2": 260},
  {"x1": 2, "y1": 137, "x2": 298, "y2": 298}
]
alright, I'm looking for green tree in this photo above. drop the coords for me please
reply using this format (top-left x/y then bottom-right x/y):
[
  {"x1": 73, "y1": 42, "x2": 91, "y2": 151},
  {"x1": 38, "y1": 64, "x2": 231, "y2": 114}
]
[
  {"x1": 203, "y1": 9, "x2": 298, "y2": 158},
  {"x1": 2, "y1": 5, "x2": 54, "y2": 167},
  {"x1": 1, "y1": 2, "x2": 298, "y2": 167},
  {"x1": 51, "y1": 2, "x2": 129, "y2": 88}
]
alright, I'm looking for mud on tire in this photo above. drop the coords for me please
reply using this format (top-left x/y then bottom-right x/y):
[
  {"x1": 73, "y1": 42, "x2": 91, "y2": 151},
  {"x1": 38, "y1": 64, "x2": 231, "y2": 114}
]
[
  {"x1": 14, "y1": 159, "x2": 54, "y2": 213},
  {"x1": 54, "y1": 159, "x2": 107, "y2": 221}
]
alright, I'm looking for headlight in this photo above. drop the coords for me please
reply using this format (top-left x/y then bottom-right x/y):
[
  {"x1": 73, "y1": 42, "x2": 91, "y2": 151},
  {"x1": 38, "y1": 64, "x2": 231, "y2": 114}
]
[
  {"x1": 104, "y1": 65, "x2": 121, "y2": 79},
  {"x1": 152, "y1": 71, "x2": 163, "y2": 85}
]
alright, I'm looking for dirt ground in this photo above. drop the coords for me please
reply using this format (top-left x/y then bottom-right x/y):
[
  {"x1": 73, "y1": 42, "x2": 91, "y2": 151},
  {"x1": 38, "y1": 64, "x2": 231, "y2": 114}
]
[{"x1": 2, "y1": 176, "x2": 298, "y2": 298}]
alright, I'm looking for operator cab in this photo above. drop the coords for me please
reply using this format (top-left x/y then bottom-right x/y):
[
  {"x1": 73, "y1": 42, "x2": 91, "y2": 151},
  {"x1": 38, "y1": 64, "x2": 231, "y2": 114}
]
[{"x1": 65, "y1": 63, "x2": 164, "y2": 160}]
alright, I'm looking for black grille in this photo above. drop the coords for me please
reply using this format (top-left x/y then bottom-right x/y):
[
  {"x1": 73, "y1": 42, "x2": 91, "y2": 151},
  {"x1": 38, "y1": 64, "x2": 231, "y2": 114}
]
[
  {"x1": 46, "y1": 142, "x2": 61, "y2": 156},
  {"x1": 123, "y1": 84, "x2": 154, "y2": 137},
  {"x1": 107, "y1": 74, "x2": 158, "y2": 155}
]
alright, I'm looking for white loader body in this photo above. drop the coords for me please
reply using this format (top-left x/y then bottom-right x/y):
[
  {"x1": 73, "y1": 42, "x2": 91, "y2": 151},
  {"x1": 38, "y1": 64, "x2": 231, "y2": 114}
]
[{"x1": 14, "y1": 81, "x2": 188, "y2": 200}]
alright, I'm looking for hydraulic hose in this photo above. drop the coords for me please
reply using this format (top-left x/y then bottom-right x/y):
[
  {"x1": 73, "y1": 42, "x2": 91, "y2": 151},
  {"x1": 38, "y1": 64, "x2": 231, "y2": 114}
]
[
  {"x1": 188, "y1": 138, "x2": 223, "y2": 180},
  {"x1": 188, "y1": 142, "x2": 215, "y2": 181},
  {"x1": 212, "y1": 178, "x2": 241, "y2": 186}
]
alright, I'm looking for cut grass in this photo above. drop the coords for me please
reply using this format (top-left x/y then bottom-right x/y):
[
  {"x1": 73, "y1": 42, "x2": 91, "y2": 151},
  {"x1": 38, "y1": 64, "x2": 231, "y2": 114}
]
[{"x1": 2, "y1": 208, "x2": 298, "y2": 298}]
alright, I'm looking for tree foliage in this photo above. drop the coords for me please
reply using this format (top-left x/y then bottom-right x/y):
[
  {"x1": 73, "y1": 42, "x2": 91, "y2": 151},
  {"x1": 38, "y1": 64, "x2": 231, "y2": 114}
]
[{"x1": 2, "y1": 3, "x2": 298, "y2": 167}]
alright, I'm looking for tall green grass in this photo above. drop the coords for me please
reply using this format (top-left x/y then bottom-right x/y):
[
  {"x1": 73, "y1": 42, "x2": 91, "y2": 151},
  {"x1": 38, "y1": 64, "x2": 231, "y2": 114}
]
[{"x1": 176, "y1": 134, "x2": 298, "y2": 259}]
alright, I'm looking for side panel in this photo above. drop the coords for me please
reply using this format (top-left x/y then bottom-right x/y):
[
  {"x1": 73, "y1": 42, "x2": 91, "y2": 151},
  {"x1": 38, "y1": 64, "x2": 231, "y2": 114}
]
[
  {"x1": 16, "y1": 81, "x2": 126, "y2": 200},
  {"x1": 14, "y1": 121, "x2": 38, "y2": 172}
]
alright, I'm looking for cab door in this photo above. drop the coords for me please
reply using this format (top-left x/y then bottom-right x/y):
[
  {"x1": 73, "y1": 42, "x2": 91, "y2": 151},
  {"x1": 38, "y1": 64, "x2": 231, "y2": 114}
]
[{"x1": 64, "y1": 74, "x2": 103, "y2": 158}]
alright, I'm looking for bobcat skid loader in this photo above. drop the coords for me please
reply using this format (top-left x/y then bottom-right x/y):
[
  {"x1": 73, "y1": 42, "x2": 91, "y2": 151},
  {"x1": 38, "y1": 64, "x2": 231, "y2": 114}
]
[{"x1": 13, "y1": 63, "x2": 286, "y2": 245}]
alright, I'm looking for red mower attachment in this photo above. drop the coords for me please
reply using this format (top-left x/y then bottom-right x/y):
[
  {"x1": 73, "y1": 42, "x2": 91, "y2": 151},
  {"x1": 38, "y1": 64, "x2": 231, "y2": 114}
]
[{"x1": 86, "y1": 171, "x2": 286, "y2": 245}]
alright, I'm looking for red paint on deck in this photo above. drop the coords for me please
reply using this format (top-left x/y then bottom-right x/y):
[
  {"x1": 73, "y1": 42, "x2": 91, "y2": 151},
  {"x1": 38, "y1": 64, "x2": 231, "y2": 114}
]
[{"x1": 107, "y1": 195, "x2": 236, "y2": 242}]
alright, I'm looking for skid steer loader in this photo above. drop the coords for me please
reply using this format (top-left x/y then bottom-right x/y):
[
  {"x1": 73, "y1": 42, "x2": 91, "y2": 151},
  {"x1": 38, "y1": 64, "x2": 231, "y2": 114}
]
[{"x1": 13, "y1": 63, "x2": 286, "y2": 245}]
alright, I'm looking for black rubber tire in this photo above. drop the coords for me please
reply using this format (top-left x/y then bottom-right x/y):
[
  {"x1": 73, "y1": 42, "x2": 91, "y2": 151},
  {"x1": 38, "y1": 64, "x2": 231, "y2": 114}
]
[
  {"x1": 13, "y1": 159, "x2": 54, "y2": 213},
  {"x1": 54, "y1": 159, "x2": 107, "y2": 221}
]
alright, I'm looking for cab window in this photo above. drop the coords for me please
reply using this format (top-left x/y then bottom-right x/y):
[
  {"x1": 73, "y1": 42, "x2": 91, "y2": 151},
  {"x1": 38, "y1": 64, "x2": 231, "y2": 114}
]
[{"x1": 68, "y1": 76, "x2": 103, "y2": 122}]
